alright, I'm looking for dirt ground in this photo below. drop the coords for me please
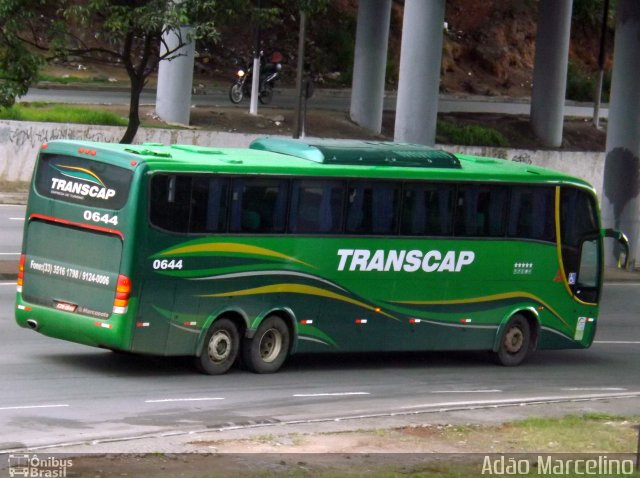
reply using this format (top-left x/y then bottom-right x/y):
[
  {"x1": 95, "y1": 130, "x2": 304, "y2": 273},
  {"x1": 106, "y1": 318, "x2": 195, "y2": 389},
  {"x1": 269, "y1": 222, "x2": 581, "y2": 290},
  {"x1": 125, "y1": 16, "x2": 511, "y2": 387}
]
[
  {"x1": 13, "y1": 413, "x2": 638, "y2": 478},
  {"x1": 139, "y1": 103, "x2": 607, "y2": 152}
]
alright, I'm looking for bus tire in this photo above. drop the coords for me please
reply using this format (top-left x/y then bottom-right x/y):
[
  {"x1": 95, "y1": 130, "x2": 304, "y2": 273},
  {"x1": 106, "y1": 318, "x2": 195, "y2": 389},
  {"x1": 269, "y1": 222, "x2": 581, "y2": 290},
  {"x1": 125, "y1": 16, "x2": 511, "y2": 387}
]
[
  {"x1": 195, "y1": 318, "x2": 240, "y2": 375},
  {"x1": 243, "y1": 315, "x2": 290, "y2": 374},
  {"x1": 495, "y1": 314, "x2": 531, "y2": 366}
]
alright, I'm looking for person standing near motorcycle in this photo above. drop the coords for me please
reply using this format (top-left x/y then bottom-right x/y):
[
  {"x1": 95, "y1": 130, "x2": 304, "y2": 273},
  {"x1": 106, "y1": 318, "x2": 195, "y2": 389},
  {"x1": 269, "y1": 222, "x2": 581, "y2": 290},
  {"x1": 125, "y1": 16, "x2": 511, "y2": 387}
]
[{"x1": 229, "y1": 51, "x2": 282, "y2": 105}]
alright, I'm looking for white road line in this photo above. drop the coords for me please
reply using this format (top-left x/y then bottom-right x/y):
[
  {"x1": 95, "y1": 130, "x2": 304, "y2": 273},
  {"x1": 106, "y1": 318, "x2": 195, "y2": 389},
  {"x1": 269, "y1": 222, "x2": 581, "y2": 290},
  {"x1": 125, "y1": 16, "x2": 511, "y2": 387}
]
[
  {"x1": 431, "y1": 389, "x2": 502, "y2": 393},
  {"x1": 145, "y1": 397, "x2": 224, "y2": 403},
  {"x1": 293, "y1": 392, "x2": 370, "y2": 397},
  {"x1": 562, "y1": 387, "x2": 627, "y2": 391},
  {"x1": 594, "y1": 341, "x2": 640, "y2": 344},
  {"x1": 9, "y1": 217, "x2": 24, "y2": 221},
  {"x1": 400, "y1": 391, "x2": 640, "y2": 411},
  {"x1": 0, "y1": 252, "x2": 20, "y2": 255},
  {"x1": 0, "y1": 282, "x2": 17, "y2": 286},
  {"x1": 0, "y1": 404, "x2": 69, "y2": 411}
]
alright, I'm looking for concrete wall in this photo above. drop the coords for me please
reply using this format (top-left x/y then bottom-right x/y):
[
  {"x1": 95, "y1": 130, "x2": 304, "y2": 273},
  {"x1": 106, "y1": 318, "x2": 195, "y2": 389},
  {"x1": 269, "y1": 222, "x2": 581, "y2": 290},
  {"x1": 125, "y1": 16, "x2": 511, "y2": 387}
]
[
  {"x1": 0, "y1": 120, "x2": 605, "y2": 196},
  {"x1": 0, "y1": 121, "x2": 263, "y2": 184}
]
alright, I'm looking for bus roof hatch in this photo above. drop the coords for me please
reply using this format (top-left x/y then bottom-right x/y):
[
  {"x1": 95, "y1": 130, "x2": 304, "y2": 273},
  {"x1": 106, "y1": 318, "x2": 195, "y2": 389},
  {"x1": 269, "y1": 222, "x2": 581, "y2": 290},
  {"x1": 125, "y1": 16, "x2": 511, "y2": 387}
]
[{"x1": 249, "y1": 137, "x2": 461, "y2": 169}]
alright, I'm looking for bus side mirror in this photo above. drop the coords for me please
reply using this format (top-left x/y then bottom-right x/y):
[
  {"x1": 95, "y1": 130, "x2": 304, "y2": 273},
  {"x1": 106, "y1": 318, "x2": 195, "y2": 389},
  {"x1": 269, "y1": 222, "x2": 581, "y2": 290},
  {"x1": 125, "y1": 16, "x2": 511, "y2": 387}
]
[{"x1": 602, "y1": 228, "x2": 629, "y2": 269}]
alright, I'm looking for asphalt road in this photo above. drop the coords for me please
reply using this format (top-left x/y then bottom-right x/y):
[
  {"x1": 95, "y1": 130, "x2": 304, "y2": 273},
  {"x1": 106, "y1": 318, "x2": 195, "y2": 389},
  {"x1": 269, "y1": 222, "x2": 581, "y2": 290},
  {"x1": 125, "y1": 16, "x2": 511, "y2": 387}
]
[
  {"x1": 1, "y1": 279, "x2": 639, "y2": 450},
  {"x1": 21, "y1": 86, "x2": 609, "y2": 118},
  {"x1": 0, "y1": 205, "x2": 24, "y2": 269}
]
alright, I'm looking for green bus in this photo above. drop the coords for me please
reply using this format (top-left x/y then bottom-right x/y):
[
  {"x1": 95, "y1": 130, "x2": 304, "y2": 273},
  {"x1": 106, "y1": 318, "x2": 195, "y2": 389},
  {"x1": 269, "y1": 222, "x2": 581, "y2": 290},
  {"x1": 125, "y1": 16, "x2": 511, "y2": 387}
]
[{"x1": 15, "y1": 137, "x2": 628, "y2": 374}]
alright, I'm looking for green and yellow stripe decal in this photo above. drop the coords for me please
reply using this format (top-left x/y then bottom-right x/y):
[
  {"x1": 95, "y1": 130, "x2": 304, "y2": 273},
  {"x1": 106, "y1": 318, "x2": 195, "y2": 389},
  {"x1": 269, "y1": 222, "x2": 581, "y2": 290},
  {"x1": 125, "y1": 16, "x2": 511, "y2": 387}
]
[
  {"x1": 52, "y1": 164, "x2": 106, "y2": 187},
  {"x1": 156, "y1": 242, "x2": 313, "y2": 268},
  {"x1": 200, "y1": 283, "x2": 398, "y2": 320},
  {"x1": 392, "y1": 291, "x2": 569, "y2": 329}
]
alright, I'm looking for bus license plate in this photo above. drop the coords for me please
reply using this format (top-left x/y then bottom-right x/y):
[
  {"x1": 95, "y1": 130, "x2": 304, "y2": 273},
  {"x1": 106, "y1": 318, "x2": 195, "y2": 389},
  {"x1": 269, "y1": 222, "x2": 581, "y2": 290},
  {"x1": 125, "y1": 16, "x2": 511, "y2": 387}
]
[{"x1": 54, "y1": 301, "x2": 77, "y2": 313}]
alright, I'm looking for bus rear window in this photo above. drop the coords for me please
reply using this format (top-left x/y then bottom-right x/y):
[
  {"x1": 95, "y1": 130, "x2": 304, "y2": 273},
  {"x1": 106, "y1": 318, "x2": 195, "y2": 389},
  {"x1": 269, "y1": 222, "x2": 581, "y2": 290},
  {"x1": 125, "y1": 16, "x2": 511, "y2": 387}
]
[{"x1": 35, "y1": 153, "x2": 132, "y2": 209}]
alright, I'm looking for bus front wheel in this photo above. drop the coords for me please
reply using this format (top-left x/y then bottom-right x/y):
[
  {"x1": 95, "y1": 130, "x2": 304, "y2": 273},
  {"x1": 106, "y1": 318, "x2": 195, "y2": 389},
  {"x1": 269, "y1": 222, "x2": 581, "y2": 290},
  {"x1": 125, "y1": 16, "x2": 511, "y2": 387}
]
[
  {"x1": 495, "y1": 314, "x2": 531, "y2": 366},
  {"x1": 243, "y1": 315, "x2": 290, "y2": 374},
  {"x1": 195, "y1": 318, "x2": 240, "y2": 375}
]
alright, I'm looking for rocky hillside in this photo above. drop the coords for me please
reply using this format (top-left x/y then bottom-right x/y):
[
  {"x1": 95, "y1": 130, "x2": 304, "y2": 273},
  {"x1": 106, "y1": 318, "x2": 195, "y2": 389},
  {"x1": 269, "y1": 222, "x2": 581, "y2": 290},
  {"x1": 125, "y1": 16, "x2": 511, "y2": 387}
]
[{"x1": 206, "y1": 0, "x2": 613, "y2": 101}]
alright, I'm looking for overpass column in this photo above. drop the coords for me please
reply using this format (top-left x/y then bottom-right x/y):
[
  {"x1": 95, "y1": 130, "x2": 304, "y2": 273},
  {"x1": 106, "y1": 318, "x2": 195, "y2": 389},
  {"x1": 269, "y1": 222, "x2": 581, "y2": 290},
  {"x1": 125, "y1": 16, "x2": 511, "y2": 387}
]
[
  {"x1": 350, "y1": 0, "x2": 392, "y2": 134},
  {"x1": 156, "y1": 26, "x2": 195, "y2": 126},
  {"x1": 394, "y1": 0, "x2": 445, "y2": 146},
  {"x1": 530, "y1": 0, "x2": 573, "y2": 148},
  {"x1": 602, "y1": 0, "x2": 640, "y2": 268}
]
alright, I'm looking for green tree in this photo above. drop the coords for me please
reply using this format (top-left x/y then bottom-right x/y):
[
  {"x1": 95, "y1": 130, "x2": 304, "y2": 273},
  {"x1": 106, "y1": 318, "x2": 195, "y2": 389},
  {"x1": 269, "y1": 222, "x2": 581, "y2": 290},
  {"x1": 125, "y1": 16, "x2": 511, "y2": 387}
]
[{"x1": 0, "y1": 0, "x2": 226, "y2": 143}]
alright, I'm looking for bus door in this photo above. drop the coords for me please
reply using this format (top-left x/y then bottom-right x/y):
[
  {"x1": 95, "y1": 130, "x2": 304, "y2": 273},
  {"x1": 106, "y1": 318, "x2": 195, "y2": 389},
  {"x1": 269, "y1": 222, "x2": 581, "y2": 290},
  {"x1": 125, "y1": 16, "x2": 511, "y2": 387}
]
[{"x1": 559, "y1": 187, "x2": 603, "y2": 305}]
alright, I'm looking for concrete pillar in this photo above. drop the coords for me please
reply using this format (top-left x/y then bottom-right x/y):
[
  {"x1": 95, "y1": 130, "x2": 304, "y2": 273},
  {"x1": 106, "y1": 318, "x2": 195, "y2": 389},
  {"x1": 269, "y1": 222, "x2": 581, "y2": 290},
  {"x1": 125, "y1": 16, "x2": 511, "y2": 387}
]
[
  {"x1": 530, "y1": 0, "x2": 573, "y2": 148},
  {"x1": 156, "y1": 26, "x2": 195, "y2": 126},
  {"x1": 602, "y1": 0, "x2": 640, "y2": 268},
  {"x1": 350, "y1": 0, "x2": 392, "y2": 134},
  {"x1": 394, "y1": 0, "x2": 445, "y2": 146}
]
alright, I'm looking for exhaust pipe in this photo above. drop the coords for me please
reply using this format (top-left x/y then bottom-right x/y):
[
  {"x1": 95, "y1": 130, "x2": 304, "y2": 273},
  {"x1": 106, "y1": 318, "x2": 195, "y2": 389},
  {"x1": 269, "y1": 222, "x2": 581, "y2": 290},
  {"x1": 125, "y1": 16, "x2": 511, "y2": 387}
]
[{"x1": 26, "y1": 319, "x2": 39, "y2": 330}]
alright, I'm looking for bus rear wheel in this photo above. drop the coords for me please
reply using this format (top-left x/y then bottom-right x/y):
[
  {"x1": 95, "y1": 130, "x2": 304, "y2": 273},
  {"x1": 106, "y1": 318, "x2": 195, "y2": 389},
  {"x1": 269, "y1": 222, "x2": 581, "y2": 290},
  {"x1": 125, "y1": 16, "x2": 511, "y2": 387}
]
[
  {"x1": 195, "y1": 318, "x2": 240, "y2": 375},
  {"x1": 495, "y1": 314, "x2": 531, "y2": 366},
  {"x1": 243, "y1": 315, "x2": 290, "y2": 374}
]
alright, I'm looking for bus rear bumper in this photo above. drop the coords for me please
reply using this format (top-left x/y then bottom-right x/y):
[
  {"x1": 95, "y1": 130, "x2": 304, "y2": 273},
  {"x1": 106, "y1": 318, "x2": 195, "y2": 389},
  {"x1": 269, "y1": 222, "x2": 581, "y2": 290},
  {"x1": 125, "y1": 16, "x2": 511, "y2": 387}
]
[{"x1": 15, "y1": 295, "x2": 133, "y2": 351}]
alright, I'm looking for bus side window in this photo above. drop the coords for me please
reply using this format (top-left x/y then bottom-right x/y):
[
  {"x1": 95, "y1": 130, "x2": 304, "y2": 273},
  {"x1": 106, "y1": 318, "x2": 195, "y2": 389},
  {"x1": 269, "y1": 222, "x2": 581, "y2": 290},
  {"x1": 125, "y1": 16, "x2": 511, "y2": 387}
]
[
  {"x1": 290, "y1": 180, "x2": 345, "y2": 234},
  {"x1": 230, "y1": 178, "x2": 289, "y2": 233},
  {"x1": 346, "y1": 181, "x2": 399, "y2": 235},
  {"x1": 507, "y1": 186, "x2": 555, "y2": 242},
  {"x1": 454, "y1": 185, "x2": 508, "y2": 237},
  {"x1": 401, "y1": 183, "x2": 454, "y2": 236},
  {"x1": 190, "y1": 177, "x2": 229, "y2": 233},
  {"x1": 149, "y1": 174, "x2": 191, "y2": 233}
]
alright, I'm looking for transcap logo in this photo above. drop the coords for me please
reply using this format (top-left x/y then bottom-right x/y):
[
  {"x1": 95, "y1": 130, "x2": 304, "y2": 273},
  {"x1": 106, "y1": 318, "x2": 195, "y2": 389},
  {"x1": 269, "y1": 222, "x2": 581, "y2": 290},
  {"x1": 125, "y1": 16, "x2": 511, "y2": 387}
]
[
  {"x1": 50, "y1": 164, "x2": 116, "y2": 200},
  {"x1": 337, "y1": 249, "x2": 475, "y2": 272}
]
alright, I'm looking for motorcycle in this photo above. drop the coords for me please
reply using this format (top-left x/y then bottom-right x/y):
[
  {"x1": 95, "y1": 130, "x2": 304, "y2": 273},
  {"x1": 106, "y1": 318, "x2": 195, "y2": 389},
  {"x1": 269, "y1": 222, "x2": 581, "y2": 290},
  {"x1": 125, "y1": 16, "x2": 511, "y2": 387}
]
[{"x1": 229, "y1": 51, "x2": 282, "y2": 105}]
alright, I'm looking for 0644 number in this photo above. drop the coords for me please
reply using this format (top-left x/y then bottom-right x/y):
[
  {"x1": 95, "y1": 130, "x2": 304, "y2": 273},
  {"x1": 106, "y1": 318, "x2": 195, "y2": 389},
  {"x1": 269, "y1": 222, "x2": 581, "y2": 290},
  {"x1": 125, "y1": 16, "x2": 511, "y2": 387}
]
[
  {"x1": 83, "y1": 210, "x2": 118, "y2": 226},
  {"x1": 152, "y1": 259, "x2": 183, "y2": 270}
]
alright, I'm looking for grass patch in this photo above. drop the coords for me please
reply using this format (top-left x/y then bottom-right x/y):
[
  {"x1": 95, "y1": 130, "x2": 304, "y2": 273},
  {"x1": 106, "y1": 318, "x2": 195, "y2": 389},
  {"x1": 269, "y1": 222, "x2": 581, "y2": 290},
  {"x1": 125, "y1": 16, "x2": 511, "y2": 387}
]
[
  {"x1": 0, "y1": 104, "x2": 127, "y2": 126},
  {"x1": 437, "y1": 119, "x2": 509, "y2": 147},
  {"x1": 501, "y1": 413, "x2": 640, "y2": 453}
]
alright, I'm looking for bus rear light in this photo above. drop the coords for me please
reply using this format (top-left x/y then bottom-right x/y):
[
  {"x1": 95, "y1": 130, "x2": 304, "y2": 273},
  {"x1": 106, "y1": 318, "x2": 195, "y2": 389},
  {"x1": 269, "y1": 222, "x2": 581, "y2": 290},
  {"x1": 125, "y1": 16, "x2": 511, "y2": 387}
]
[
  {"x1": 300, "y1": 319, "x2": 314, "y2": 325},
  {"x1": 95, "y1": 321, "x2": 113, "y2": 329},
  {"x1": 17, "y1": 254, "x2": 25, "y2": 292},
  {"x1": 113, "y1": 274, "x2": 131, "y2": 314},
  {"x1": 355, "y1": 319, "x2": 368, "y2": 324},
  {"x1": 17, "y1": 304, "x2": 32, "y2": 311},
  {"x1": 459, "y1": 318, "x2": 472, "y2": 324},
  {"x1": 409, "y1": 318, "x2": 422, "y2": 324}
]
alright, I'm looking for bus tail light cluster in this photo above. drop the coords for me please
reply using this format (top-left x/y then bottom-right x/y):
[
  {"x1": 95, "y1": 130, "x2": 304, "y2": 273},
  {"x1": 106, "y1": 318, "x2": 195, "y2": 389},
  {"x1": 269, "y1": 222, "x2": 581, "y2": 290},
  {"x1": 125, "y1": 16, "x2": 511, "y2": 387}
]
[
  {"x1": 113, "y1": 275, "x2": 131, "y2": 314},
  {"x1": 17, "y1": 254, "x2": 25, "y2": 292}
]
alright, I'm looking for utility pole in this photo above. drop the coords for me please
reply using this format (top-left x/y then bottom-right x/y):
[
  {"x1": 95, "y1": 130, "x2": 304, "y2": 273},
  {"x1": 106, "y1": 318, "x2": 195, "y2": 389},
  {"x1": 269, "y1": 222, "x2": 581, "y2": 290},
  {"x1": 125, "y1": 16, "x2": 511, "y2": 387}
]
[
  {"x1": 593, "y1": 0, "x2": 610, "y2": 128},
  {"x1": 249, "y1": 0, "x2": 261, "y2": 116},
  {"x1": 293, "y1": 9, "x2": 306, "y2": 139}
]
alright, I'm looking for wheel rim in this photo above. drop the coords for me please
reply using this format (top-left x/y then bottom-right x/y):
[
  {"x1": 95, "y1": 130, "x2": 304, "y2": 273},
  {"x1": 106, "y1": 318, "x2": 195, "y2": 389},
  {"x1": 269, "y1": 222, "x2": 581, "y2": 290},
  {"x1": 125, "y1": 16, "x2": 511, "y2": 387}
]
[
  {"x1": 258, "y1": 328, "x2": 283, "y2": 363},
  {"x1": 208, "y1": 330, "x2": 232, "y2": 364},
  {"x1": 230, "y1": 85, "x2": 243, "y2": 102},
  {"x1": 504, "y1": 326, "x2": 524, "y2": 354}
]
